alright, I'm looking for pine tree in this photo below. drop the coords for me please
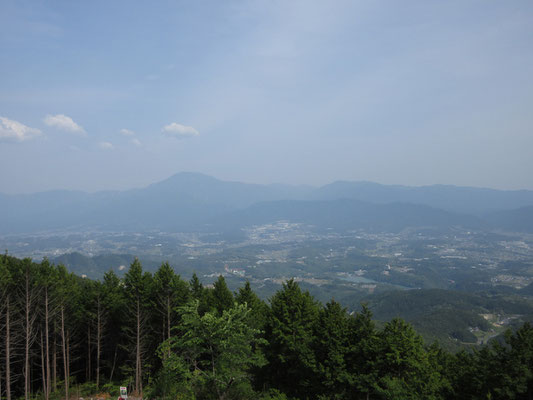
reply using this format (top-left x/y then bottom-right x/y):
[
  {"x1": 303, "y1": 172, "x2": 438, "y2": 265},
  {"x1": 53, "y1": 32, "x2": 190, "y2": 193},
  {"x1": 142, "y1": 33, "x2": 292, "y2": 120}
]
[
  {"x1": 36, "y1": 258, "x2": 56, "y2": 400},
  {"x1": 54, "y1": 264, "x2": 81, "y2": 400},
  {"x1": 375, "y1": 318, "x2": 443, "y2": 399},
  {"x1": 153, "y1": 262, "x2": 190, "y2": 360},
  {"x1": 154, "y1": 263, "x2": 189, "y2": 341},
  {"x1": 18, "y1": 258, "x2": 39, "y2": 400},
  {"x1": 484, "y1": 323, "x2": 533, "y2": 399},
  {"x1": 312, "y1": 299, "x2": 351, "y2": 398},
  {"x1": 235, "y1": 281, "x2": 268, "y2": 330},
  {"x1": 189, "y1": 273, "x2": 203, "y2": 300},
  {"x1": 94, "y1": 281, "x2": 105, "y2": 390},
  {"x1": 123, "y1": 258, "x2": 153, "y2": 396},
  {"x1": 263, "y1": 279, "x2": 319, "y2": 398},
  {"x1": 0, "y1": 256, "x2": 14, "y2": 400},
  {"x1": 101, "y1": 269, "x2": 126, "y2": 383},
  {"x1": 210, "y1": 275, "x2": 234, "y2": 315},
  {"x1": 345, "y1": 304, "x2": 380, "y2": 399}
]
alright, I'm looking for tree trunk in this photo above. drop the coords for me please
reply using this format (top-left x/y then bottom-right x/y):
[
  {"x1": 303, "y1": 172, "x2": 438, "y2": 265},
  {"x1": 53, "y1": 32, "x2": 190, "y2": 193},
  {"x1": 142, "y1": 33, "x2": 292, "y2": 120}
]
[
  {"x1": 24, "y1": 268, "x2": 31, "y2": 400},
  {"x1": 5, "y1": 294, "x2": 11, "y2": 400},
  {"x1": 87, "y1": 325, "x2": 91, "y2": 382},
  {"x1": 61, "y1": 306, "x2": 68, "y2": 400},
  {"x1": 167, "y1": 296, "x2": 171, "y2": 358},
  {"x1": 45, "y1": 289, "x2": 51, "y2": 400},
  {"x1": 136, "y1": 298, "x2": 141, "y2": 395},
  {"x1": 41, "y1": 330, "x2": 46, "y2": 395},
  {"x1": 96, "y1": 296, "x2": 101, "y2": 390},
  {"x1": 67, "y1": 333, "x2": 70, "y2": 392},
  {"x1": 53, "y1": 325, "x2": 57, "y2": 392},
  {"x1": 109, "y1": 345, "x2": 117, "y2": 382}
]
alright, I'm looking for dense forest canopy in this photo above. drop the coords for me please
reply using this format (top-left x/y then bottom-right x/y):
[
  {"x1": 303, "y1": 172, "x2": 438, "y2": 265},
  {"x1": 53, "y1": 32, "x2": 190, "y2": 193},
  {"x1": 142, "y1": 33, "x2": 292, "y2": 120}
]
[{"x1": 1, "y1": 254, "x2": 532, "y2": 400}]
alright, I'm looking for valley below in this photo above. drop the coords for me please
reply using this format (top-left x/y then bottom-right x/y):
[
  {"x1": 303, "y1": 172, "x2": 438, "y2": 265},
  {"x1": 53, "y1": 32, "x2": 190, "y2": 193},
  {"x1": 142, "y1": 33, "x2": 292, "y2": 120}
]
[
  {"x1": 3, "y1": 219, "x2": 533, "y2": 351},
  {"x1": 3, "y1": 173, "x2": 533, "y2": 351}
]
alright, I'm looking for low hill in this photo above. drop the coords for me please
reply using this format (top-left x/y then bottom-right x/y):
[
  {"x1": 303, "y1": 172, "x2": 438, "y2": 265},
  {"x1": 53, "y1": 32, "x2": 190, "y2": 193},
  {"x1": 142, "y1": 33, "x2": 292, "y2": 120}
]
[
  {"x1": 53, "y1": 252, "x2": 139, "y2": 279},
  {"x1": 485, "y1": 206, "x2": 533, "y2": 233},
  {"x1": 362, "y1": 289, "x2": 533, "y2": 350},
  {"x1": 211, "y1": 199, "x2": 483, "y2": 232}
]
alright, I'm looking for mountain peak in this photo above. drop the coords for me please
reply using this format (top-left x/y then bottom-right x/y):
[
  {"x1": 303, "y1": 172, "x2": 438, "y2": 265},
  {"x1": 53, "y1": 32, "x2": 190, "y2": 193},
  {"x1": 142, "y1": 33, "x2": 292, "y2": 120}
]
[
  {"x1": 148, "y1": 171, "x2": 221, "y2": 189},
  {"x1": 165, "y1": 171, "x2": 220, "y2": 182}
]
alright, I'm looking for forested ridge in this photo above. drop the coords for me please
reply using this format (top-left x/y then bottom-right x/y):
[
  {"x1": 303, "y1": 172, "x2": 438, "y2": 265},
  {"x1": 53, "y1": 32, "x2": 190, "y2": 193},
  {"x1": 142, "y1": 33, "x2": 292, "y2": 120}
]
[{"x1": 1, "y1": 254, "x2": 533, "y2": 400}]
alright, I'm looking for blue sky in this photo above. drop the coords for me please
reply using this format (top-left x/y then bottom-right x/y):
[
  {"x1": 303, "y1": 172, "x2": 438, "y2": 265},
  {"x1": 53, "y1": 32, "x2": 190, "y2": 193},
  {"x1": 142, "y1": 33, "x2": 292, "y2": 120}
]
[{"x1": 1, "y1": 0, "x2": 533, "y2": 193}]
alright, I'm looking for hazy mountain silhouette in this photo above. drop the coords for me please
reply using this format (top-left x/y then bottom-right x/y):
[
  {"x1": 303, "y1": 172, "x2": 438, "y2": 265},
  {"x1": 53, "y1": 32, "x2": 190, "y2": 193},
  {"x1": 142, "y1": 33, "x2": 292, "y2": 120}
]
[
  {"x1": 1, "y1": 172, "x2": 532, "y2": 234},
  {"x1": 209, "y1": 199, "x2": 483, "y2": 233},
  {"x1": 485, "y1": 206, "x2": 533, "y2": 233},
  {"x1": 313, "y1": 181, "x2": 533, "y2": 215}
]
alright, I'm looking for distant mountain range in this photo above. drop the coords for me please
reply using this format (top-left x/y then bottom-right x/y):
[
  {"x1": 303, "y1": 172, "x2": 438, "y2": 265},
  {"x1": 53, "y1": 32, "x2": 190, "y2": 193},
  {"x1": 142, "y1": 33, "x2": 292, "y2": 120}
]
[
  {"x1": 312, "y1": 181, "x2": 533, "y2": 215},
  {"x1": 1, "y1": 172, "x2": 533, "y2": 234}
]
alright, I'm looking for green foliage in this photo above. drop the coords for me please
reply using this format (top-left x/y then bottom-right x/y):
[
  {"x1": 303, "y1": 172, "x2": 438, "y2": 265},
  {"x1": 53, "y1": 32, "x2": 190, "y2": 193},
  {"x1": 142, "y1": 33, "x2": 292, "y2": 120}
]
[
  {"x1": 447, "y1": 324, "x2": 533, "y2": 399},
  {"x1": 102, "y1": 268, "x2": 126, "y2": 317},
  {"x1": 210, "y1": 275, "x2": 235, "y2": 315},
  {"x1": 154, "y1": 262, "x2": 190, "y2": 309},
  {"x1": 154, "y1": 300, "x2": 266, "y2": 400},
  {"x1": 263, "y1": 279, "x2": 320, "y2": 398},
  {"x1": 2, "y1": 254, "x2": 533, "y2": 400},
  {"x1": 236, "y1": 281, "x2": 269, "y2": 330},
  {"x1": 0, "y1": 254, "x2": 13, "y2": 291},
  {"x1": 362, "y1": 288, "x2": 529, "y2": 351},
  {"x1": 312, "y1": 300, "x2": 351, "y2": 398},
  {"x1": 146, "y1": 347, "x2": 194, "y2": 400},
  {"x1": 190, "y1": 272, "x2": 204, "y2": 299},
  {"x1": 124, "y1": 257, "x2": 152, "y2": 303},
  {"x1": 345, "y1": 303, "x2": 380, "y2": 398},
  {"x1": 258, "y1": 388, "x2": 289, "y2": 400},
  {"x1": 375, "y1": 318, "x2": 446, "y2": 399},
  {"x1": 499, "y1": 323, "x2": 533, "y2": 396},
  {"x1": 153, "y1": 261, "x2": 191, "y2": 343}
]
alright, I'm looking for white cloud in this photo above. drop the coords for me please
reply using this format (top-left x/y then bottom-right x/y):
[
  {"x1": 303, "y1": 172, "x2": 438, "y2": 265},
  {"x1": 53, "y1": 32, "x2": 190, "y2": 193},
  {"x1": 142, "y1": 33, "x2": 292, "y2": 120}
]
[
  {"x1": 162, "y1": 122, "x2": 199, "y2": 138},
  {"x1": 120, "y1": 128, "x2": 135, "y2": 136},
  {"x1": 99, "y1": 141, "x2": 114, "y2": 150},
  {"x1": 0, "y1": 116, "x2": 42, "y2": 142},
  {"x1": 131, "y1": 138, "x2": 142, "y2": 147},
  {"x1": 43, "y1": 114, "x2": 85, "y2": 135}
]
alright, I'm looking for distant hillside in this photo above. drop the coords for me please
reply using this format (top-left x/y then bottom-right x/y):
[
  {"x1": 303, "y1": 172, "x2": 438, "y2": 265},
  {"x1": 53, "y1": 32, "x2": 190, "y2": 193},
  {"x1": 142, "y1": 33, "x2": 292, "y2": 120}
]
[
  {"x1": 211, "y1": 199, "x2": 483, "y2": 232},
  {"x1": 52, "y1": 252, "x2": 138, "y2": 279},
  {"x1": 313, "y1": 181, "x2": 533, "y2": 215},
  {"x1": 520, "y1": 281, "x2": 533, "y2": 296},
  {"x1": 1, "y1": 172, "x2": 533, "y2": 234},
  {"x1": 485, "y1": 206, "x2": 533, "y2": 233},
  {"x1": 363, "y1": 289, "x2": 533, "y2": 350}
]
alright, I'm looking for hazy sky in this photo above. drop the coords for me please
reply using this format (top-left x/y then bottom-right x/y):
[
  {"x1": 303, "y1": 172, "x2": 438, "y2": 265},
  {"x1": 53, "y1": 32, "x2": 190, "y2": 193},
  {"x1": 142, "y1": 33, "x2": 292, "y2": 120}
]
[{"x1": 1, "y1": 0, "x2": 533, "y2": 193}]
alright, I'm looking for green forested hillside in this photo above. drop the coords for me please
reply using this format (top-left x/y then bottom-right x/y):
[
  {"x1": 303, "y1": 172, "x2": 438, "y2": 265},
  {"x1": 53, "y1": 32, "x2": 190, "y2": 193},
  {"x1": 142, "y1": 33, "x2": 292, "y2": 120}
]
[
  {"x1": 362, "y1": 289, "x2": 533, "y2": 349},
  {"x1": 1, "y1": 254, "x2": 533, "y2": 400}
]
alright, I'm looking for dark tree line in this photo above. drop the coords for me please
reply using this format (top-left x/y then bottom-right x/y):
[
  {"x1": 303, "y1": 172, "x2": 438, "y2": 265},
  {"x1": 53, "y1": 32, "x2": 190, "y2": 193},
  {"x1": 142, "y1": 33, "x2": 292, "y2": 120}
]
[{"x1": 1, "y1": 254, "x2": 533, "y2": 399}]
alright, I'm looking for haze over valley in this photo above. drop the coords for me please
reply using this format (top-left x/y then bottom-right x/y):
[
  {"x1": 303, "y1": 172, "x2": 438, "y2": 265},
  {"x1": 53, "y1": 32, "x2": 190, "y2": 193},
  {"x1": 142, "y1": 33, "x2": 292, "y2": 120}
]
[
  {"x1": 2, "y1": 2, "x2": 533, "y2": 398},
  {"x1": 3, "y1": 172, "x2": 533, "y2": 349}
]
